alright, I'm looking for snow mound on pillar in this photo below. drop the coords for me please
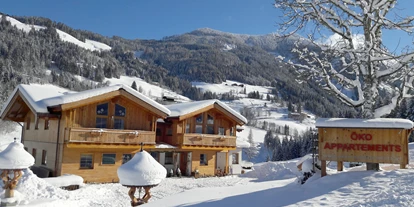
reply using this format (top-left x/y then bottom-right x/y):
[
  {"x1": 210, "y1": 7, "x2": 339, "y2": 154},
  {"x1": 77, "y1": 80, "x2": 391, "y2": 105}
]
[
  {"x1": 241, "y1": 161, "x2": 300, "y2": 182},
  {"x1": 117, "y1": 150, "x2": 167, "y2": 186},
  {"x1": 14, "y1": 169, "x2": 69, "y2": 201},
  {"x1": 0, "y1": 142, "x2": 34, "y2": 169}
]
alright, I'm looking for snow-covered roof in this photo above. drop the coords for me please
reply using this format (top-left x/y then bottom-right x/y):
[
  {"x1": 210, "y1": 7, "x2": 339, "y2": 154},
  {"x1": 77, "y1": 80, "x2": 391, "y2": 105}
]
[
  {"x1": 166, "y1": 99, "x2": 247, "y2": 124},
  {"x1": 236, "y1": 139, "x2": 250, "y2": 148},
  {"x1": 0, "y1": 142, "x2": 34, "y2": 169},
  {"x1": 117, "y1": 150, "x2": 167, "y2": 186},
  {"x1": 1, "y1": 84, "x2": 170, "y2": 117},
  {"x1": 155, "y1": 143, "x2": 177, "y2": 149},
  {"x1": 315, "y1": 118, "x2": 414, "y2": 129}
]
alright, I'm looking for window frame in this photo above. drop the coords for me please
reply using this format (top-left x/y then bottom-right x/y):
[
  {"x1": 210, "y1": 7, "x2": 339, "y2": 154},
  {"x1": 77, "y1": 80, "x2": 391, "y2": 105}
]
[
  {"x1": 41, "y1": 150, "x2": 47, "y2": 165},
  {"x1": 32, "y1": 148, "x2": 37, "y2": 163},
  {"x1": 122, "y1": 154, "x2": 132, "y2": 164},
  {"x1": 44, "y1": 118, "x2": 49, "y2": 130},
  {"x1": 101, "y1": 153, "x2": 116, "y2": 165},
  {"x1": 114, "y1": 104, "x2": 126, "y2": 129},
  {"x1": 195, "y1": 114, "x2": 203, "y2": 134},
  {"x1": 164, "y1": 152, "x2": 173, "y2": 165},
  {"x1": 232, "y1": 153, "x2": 239, "y2": 164},
  {"x1": 218, "y1": 127, "x2": 225, "y2": 135},
  {"x1": 200, "y1": 154, "x2": 208, "y2": 166},
  {"x1": 96, "y1": 103, "x2": 109, "y2": 128},
  {"x1": 80, "y1": 154, "x2": 94, "y2": 169},
  {"x1": 26, "y1": 117, "x2": 30, "y2": 130}
]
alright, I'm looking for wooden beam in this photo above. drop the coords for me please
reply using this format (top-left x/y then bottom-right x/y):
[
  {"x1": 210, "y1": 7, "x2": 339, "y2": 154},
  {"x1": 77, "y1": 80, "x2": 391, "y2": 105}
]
[
  {"x1": 321, "y1": 160, "x2": 327, "y2": 177},
  {"x1": 214, "y1": 104, "x2": 246, "y2": 125},
  {"x1": 337, "y1": 161, "x2": 343, "y2": 172},
  {"x1": 180, "y1": 145, "x2": 236, "y2": 151},
  {"x1": 120, "y1": 90, "x2": 169, "y2": 118},
  {"x1": 66, "y1": 143, "x2": 156, "y2": 149},
  {"x1": 177, "y1": 105, "x2": 215, "y2": 121},
  {"x1": 60, "y1": 91, "x2": 122, "y2": 111}
]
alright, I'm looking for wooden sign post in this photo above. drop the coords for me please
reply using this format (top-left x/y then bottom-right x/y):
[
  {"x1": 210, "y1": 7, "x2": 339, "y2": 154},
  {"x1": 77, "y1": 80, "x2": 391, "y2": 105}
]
[{"x1": 316, "y1": 118, "x2": 413, "y2": 177}]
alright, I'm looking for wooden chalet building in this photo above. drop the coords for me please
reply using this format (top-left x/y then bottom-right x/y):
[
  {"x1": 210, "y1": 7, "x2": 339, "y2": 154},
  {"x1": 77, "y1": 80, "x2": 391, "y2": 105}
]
[
  {"x1": 155, "y1": 100, "x2": 247, "y2": 177},
  {"x1": 0, "y1": 84, "x2": 248, "y2": 182},
  {"x1": 0, "y1": 84, "x2": 170, "y2": 183}
]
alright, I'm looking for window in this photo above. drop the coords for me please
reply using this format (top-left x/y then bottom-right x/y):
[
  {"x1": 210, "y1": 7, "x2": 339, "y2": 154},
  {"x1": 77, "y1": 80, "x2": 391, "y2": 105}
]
[
  {"x1": 218, "y1": 127, "x2": 225, "y2": 135},
  {"x1": 156, "y1": 128, "x2": 162, "y2": 136},
  {"x1": 26, "y1": 117, "x2": 30, "y2": 130},
  {"x1": 102, "y1": 153, "x2": 116, "y2": 165},
  {"x1": 32, "y1": 148, "x2": 37, "y2": 162},
  {"x1": 195, "y1": 114, "x2": 203, "y2": 134},
  {"x1": 114, "y1": 119, "x2": 124, "y2": 129},
  {"x1": 44, "y1": 118, "x2": 49, "y2": 130},
  {"x1": 207, "y1": 114, "x2": 214, "y2": 125},
  {"x1": 151, "y1": 152, "x2": 159, "y2": 161},
  {"x1": 114, "y1": 104, "x2": 126, "y2": 129},
  {"x1": 196, "y1": 114, "x2": 203, "y2": 124},
  {"x1": 166, "y1": 128, "x2": 173, "y2": 136},
  {"x1": 206, "y1": 114, "x2": 214, "y2": 134},
  {"x1": 185, "y1": 123, "x2": 190, "y2": 133},
  {"x1": 96, "y1": 117, "x2": 107, "y2": 128},
  {"x1": 96, "y1": 103, "x2": 108, "y2": 128},
  {"x1": 41, "y1": 150, "x2": 47, "y2": 165},
  {"x1": 115, "y1": 104, "x2": 126, "y2": 117},
  {"x1": 232, "y1": 153, "x2": 239, "y2": 164},
  {"x1": 80, "y1": 154, "x2": 93, "y2": 169},
  {"x1": 230, "y1": 127, "x2": 234, "y2": 136},
  {"x1": 165, "y1": 152, "x2": 173, "y2": 165},
  {"x1": 122, "y1": 154, "x2": 132, "y2": 164},
  {"x1": 96, "y1": 103, "x2": 108, "y2": 115},
  {"x1": 200, "y1": 154, "x2": 208, "y2": 165}
]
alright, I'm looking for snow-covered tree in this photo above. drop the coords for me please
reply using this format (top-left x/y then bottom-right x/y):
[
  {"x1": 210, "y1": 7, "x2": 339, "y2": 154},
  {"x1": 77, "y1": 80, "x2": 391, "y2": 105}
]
[
  {"x1": 245, "y1": 129, "x2": 258, "y2": 161},
  {"x1": 274, "y1": 0, "x2": 414, "y2": 118}
]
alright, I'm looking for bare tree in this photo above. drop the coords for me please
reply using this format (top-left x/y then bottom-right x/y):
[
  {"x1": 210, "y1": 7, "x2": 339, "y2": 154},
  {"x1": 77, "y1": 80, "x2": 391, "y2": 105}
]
[{"x1": 274, "y1": 0, "x2": 414, "y2": 118}]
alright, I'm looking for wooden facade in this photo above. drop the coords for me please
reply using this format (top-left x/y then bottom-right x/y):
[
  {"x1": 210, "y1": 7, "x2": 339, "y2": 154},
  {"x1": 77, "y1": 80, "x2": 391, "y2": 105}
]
[
  {"x1": 154, "y1": 104, "x2": 244, "y2": 177},
  {"x1": 1, "y1": 85, "x2": 246, "y2": 183}
]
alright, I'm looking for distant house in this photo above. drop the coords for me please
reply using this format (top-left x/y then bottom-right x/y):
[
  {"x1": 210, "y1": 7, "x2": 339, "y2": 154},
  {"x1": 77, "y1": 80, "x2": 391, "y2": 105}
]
[
  {"x1": 1, "y1": 84, "x2": 248, "y2": 182},
  {"x1": 288, "y1": 112, "x2": 308, "y2": 121},
  {"x1": 155, "y1": 100, "x2": 247, "y2": 176},
  {"x1": 0, "y1": 84, "x2": 170, "y2": 183}
]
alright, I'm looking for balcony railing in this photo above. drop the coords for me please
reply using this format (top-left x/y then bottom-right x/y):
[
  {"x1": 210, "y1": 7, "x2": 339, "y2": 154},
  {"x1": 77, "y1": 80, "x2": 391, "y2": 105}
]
[
  {"x1": 65, "y1": 127, "x2": 156, "y2": 144},
  {"x1": 182, "y1": 134, "x2": 236, "y2": 147}
]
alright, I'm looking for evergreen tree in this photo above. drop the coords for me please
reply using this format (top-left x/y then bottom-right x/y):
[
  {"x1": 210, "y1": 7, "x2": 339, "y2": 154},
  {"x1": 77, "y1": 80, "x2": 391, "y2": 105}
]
[
  {"x1": 245, "y1": 129, "x2": 258, "y2": 161},
  {"x1": 131, "y1": 81, "x2": 138, "y2": 91}
]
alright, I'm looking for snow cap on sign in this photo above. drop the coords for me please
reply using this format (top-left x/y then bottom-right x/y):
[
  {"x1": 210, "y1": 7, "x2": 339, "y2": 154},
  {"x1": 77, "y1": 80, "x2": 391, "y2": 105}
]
[
  {"x1": 117, "y1": 150, "x2": 167, "y2": 186},
  {"x1": 0, "y1": 142, "x2": 34, "y2": 169},
  {"x1": 315, "y1": 118, "x2": 414, "y2": 129}
]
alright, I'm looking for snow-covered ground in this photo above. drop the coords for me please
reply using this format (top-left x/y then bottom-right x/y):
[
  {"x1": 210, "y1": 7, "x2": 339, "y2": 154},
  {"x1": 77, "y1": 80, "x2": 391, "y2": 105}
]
[
  {"x1": 106, "y1": 76, "x2": 190, "y2": 102},
  {"x1": 4, "y1": 144, "x2": 414, "y2": 206}
]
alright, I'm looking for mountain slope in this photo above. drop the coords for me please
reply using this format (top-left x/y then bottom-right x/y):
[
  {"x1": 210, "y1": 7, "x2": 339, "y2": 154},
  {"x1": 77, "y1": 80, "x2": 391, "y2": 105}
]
[{"x1": 0, "y1": 13, "x2": 356, "y2": 118}]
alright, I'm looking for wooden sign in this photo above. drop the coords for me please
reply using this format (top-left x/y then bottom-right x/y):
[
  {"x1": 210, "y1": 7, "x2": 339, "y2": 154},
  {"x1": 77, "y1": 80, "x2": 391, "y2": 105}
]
[{"x1": 318, "y1": 128, "x2": 408, "y2": 165}]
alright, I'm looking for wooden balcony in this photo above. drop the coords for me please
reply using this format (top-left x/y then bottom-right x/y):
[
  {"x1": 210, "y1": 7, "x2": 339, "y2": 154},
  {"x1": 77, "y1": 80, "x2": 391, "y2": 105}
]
[
  {"x1": 182, "y1": 134, "x2": 236, "y2": 147},
  {"x1": 65, "y1": 127, "x2": 156, "y2": 145}
]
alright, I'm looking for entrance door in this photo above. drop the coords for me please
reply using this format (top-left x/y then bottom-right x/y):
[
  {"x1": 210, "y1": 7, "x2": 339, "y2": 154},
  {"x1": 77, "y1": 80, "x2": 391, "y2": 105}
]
[
  {"x1": 216, "y1": 152, "x2": 226, "y2": 172},
  {"x1": 179, "y1": 152, "x2": 187, "y2": 175}
]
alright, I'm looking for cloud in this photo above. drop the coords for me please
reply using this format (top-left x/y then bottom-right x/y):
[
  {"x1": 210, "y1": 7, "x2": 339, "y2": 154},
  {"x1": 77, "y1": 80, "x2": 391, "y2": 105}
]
[{"x1": 322, "y1": 33, "x2": 365, "y2": 49}]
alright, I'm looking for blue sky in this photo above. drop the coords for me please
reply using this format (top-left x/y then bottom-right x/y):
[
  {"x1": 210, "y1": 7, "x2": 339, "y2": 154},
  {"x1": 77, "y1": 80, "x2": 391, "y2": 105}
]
[
  {"x1": 1, "y1": 0, "x2": 413, "y2": 52},
  {"x1": 1, "y1": 0, "x2": 279, "y2": 40}
]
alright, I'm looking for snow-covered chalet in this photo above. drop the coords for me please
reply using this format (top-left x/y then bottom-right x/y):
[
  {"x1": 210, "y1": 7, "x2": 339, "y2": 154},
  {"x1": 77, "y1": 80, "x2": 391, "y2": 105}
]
[{"x1": 0, "y1": 84, "x2": 247, "y2": 182}]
